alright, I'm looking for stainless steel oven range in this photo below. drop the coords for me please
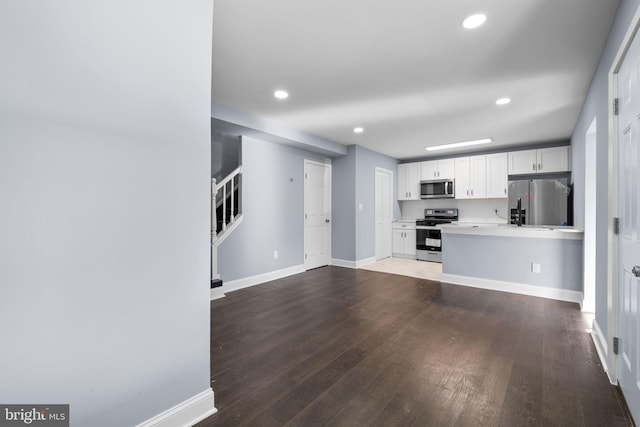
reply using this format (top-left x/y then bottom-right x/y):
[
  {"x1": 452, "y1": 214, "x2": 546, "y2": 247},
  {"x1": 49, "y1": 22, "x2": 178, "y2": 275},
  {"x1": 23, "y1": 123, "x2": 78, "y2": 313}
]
[{"x1": 416, "y1": 208, "x2": 458, "y2": 263}]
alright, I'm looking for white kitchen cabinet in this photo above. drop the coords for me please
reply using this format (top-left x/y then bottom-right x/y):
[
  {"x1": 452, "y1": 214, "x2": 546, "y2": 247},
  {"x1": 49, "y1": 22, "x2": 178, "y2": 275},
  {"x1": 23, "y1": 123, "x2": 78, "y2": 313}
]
[
  {"x1": 537, "y1": 146, "x2": 571, "y2": 173},
  {"x1": 508, "y1": 146, "x2": 571, "y2": 175},
  {"x1": 397, "y1": 162, "x2": 420, "y2": 200},
  {"x1": 455, "y1": 155, "x2": 486, "y2": 199},
  {"x1": 421, "y1": 158, "x2": 455, "y2": 180},
  {"x1": 392, "y1": 223, "x2": 416, "y2": 258},
  {"x1": 486, "y1": 153, "x2": 508, "y2": 198}
]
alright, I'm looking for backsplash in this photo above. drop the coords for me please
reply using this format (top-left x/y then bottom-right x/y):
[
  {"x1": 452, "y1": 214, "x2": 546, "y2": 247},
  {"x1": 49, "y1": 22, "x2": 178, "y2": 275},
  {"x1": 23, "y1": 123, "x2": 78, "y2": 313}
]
[{"x1": 401, "y1": 198, "x2": 509, "y2": 223}]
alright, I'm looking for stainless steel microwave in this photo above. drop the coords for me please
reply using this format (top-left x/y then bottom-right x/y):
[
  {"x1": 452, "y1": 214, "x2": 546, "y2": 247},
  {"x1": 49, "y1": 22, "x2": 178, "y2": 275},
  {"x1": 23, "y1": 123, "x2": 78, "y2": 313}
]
[{"x1": 420, "y1": 179, "x2": 455, "y2": 199}]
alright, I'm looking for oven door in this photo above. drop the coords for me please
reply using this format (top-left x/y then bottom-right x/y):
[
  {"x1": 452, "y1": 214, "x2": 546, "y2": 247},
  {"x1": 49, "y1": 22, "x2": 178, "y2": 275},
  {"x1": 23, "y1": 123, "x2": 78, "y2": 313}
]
[
  {"x1": 416, "y1": 226, "x2": 442, "y2": 262},
  {"x1": 416, "y1": 226, "x2": 442, "y2": 252},
  {"x1": 416, "y1": 227, "x2": 441, "y2": 251}
]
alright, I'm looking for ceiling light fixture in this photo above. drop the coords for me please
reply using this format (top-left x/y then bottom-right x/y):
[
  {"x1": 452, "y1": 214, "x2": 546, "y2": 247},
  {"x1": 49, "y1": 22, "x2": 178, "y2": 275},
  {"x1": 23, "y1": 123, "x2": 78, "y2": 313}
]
[
  {"x1": 496, "y1": 97, "x2": 511, "y2": 105},
  {"x1": 462, "y1": 14, "x2": 487, "y2": 29},
  {"x1": 353, "y1": 127, "x2": 364, "y2": 134},
  {"x1": 426, "y1": 138, "x2": 493, "y2": 152},
  {"x1": 274, "y1": 90, "x2": 289, "y2": 99}
]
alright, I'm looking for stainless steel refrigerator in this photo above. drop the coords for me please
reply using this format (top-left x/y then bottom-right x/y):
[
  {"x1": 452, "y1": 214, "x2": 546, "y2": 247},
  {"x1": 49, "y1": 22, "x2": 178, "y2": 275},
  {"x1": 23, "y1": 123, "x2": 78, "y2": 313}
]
[{"x1": 508, "y1": 178, "x2": 571, "y2": 226}]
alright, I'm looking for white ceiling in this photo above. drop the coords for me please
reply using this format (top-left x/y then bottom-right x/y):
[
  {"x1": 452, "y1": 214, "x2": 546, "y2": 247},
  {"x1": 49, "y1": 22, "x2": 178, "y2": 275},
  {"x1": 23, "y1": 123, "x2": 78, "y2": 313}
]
[{"x1": 211, "y1": 0, "x2": 620, "y2": 160}]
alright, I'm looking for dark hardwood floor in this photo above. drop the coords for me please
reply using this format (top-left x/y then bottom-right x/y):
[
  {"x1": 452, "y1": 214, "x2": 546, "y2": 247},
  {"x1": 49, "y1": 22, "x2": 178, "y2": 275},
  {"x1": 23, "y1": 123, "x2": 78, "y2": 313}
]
[{"x1": 197, "y1": 266, "x2": 632, "y2": 427}]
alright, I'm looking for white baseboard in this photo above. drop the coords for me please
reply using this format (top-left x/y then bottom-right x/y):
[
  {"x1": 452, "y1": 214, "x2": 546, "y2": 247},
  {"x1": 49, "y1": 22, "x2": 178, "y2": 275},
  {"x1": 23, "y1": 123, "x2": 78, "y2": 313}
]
[
  {"x1": 209, "y1": 288, "x2": 226, "y2": 301},
  {"x1": 441, "y1": 274, "x2": 584, "y2": 305},
  {"x1": 591, "y1": 318, "x2": 610, "y2": 380},
  {"x1": 331, "y1": 257, "x2": 377, "y2": 269},
  {"x1": 136, "y1": 388, "x2": 216, "y2": 427},
  {"x1": 221, "y1": 264, "x2": 305, "y2": 294}
]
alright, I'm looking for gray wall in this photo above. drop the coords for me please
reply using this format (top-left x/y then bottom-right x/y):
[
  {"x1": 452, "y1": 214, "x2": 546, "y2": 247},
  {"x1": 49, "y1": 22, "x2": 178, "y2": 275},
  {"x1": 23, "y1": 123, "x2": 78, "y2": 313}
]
[
  {"x1": 331, "y1": 145, "x2": 400, "y2": 262},
  {"x1": 332, "y1": 145, "x2": 357, "y2": 260},
  {"x1": 0, "y1": 2, "x2": 213, "y2": 426},
  {"x1": 443, "y1": 234, "x2": 583, "y2": 292},
  {"x1": 212, "y1": 123, "x2": 241, "y2": 181},
  {"x1": 571, "y1": 0, "x2": 639, "y2": 337},
  {"x1": 218, "y1": 136, "x2": 329, "y2": 282}
]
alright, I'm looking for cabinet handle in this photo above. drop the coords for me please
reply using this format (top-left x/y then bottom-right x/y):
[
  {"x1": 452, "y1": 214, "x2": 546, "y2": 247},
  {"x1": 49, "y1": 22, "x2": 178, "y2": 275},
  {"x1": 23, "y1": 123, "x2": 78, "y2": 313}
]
[
  {"x1": 504, "y1": 188, "x2": 506, "y2": 195},
  {"x1": 437, "y1": 171, "x2": 440, "y2": 177},
  {"x1": 538, "y1": 163, "x2": 542, "y2": 171},
  {"x1": 533, "y1": 163, "x2": 536, "y2": 171},
  {"x1": 467, "y1": 189, "x2": 469, "y2": 196},
  {"x1": 471, "y1": 189, "x2": 474, "y2": 196}
]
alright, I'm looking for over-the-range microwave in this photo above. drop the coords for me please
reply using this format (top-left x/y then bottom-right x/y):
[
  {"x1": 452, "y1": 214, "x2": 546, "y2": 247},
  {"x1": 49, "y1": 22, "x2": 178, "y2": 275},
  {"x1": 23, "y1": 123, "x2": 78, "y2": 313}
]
[{"x1": 420, "y1": 179, "x2": 455, "y2": 199}]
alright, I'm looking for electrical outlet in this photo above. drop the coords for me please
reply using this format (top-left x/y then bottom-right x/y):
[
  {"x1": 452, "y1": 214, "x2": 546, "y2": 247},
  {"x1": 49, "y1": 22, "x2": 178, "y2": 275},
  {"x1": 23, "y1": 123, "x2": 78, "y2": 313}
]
[
  {"x1": 531, "y1": 263, "x2": 541, "y2": 274},
  {"x1": 274, "y1": 250, "x2": 278, "y2": 260}
]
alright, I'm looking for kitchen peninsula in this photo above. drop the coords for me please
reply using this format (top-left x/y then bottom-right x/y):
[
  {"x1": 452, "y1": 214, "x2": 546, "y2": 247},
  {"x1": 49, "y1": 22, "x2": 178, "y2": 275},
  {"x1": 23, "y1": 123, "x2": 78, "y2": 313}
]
[{"x1": 440, "y1": 224, "x2": 584, "y2": 305}]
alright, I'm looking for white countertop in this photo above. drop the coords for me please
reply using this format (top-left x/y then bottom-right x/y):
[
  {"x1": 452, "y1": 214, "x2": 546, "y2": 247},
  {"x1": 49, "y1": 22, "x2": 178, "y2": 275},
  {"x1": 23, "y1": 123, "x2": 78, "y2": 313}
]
[{"x1": 441, "y1": 223, "x2": 584, "y2": 240}]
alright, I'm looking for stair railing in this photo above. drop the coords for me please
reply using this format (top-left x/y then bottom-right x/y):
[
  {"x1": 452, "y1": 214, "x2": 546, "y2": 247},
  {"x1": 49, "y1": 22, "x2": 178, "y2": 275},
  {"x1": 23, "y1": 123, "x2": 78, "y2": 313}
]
[{"x1": 211, "y1": 165, "x2": 242, "y2": 242}]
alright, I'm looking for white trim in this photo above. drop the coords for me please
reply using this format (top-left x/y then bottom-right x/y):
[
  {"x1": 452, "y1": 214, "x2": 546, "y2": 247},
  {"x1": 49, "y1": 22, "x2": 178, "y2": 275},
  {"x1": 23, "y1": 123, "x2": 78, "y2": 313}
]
[
  {"x1": 441, "y1": 273, "x2": 583, "y2": 305},
  {"x1": 222, "y1": 265, "x2": 305, "y2": 293},
  {"x1": 136, "y1": 388, "x2": 216, "y2": 427},
  {"x1": 331, "y1": 257, "x2": 377, "y2": 269},
  {"x1": 606, "y1": 3, "x2": 640, "y2": 387},
  {"x1": 591, "y1": 319, "x2": 611, "y2": 382},
  {"x1": 210, "y1": 288, "x2": 226, "y2": 301}
]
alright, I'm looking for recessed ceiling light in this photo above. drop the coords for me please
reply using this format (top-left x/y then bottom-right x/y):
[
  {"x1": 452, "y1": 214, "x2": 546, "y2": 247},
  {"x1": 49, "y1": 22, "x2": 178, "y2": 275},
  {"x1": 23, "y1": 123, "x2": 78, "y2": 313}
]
[
  {"x1": 353, "y1": 127, "x2": 364, "y2": 134},
  {"x1": 426, "y1": 138, "x2": 493, "y2": 152},
  {"x1": 462, "y1": 14, "x2": 487, "y2": 29},
  {"x1": 496, "y1": 97, "x2": 511, "y2": 105},
  {"x1": 274, "y1": 90, "x2": 289, "y2": 99}
]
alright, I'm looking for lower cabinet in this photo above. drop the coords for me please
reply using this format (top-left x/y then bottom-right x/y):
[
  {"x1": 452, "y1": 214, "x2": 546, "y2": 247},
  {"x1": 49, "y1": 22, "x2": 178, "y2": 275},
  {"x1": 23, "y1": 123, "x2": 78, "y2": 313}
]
[{"x1": 392, "y1": 224, "x2": 416, "y2": 258}]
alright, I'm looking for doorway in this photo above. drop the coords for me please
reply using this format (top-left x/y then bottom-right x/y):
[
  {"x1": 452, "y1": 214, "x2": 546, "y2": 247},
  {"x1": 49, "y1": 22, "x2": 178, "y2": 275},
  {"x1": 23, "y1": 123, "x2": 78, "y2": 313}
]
[
  {"x1": 375, "y1": 167, "x2": 393, "y2": 260},
  {"x1": 609, "y1": 6, "x2": 640, "y2": 424},
  {"x1": 304, "y1": 160, "x2": 332, "y2": 270}
]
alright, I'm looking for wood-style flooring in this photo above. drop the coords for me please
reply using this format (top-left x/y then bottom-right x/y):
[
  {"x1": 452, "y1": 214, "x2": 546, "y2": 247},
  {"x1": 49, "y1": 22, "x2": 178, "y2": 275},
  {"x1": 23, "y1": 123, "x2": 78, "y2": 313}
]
[{"x1": 197, "y1": 266, "x2": 632, "y2": 427}]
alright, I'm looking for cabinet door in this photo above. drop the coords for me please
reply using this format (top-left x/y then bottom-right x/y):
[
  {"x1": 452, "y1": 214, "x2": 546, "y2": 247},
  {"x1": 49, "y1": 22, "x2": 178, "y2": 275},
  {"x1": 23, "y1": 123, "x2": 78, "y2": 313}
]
[
  {"x1": 437, "y1": 159, "x2": 455, "y2": 179},
  {"x1": 454, "y1": 157, "x2": 471, "y2": 199},
  {"x1": 486, "y1": 153, "x2": 508, "y2": 198},
  {"x1": 404, "y1": 229, "x2": 417, "y2": 255},
  {"x1": 398, "y1": 162, "x2": 420, "y2": 200},
  {"x1": 538, "y1": 146, "x2": 571, "y2": 173},
  {"x1": 406, "y1": 163, "x2": 421, "y2": 200},
  {"x1": 421, "y1": 161, "x2": 438, "y2": 180},
  {"x1": 392, "y1": 229, "x2": 405, "y2": 253},
  {"x1": 469, "y1": 155, "x2": 486, "y2": 198},
  {"x1": 508, "y1": 150, "x2": 537, "y2": 174}
]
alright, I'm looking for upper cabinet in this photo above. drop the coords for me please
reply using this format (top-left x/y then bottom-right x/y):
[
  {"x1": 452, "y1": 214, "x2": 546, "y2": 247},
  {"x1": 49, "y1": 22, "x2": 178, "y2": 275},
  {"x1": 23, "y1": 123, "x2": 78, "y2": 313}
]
[
  {"x1": 397, "y1": 162, "x2": 421, "y2": 200},
  {"x1": 455, "y1": 155, "x2": 486, "y2": 199},
  {"x1": 508, "y1": 146, "x2": 571, "y2": 175},
  {"x1": 486, "y1": 153, "x2": 508, "y2": 198},
  {"x1": 421, "y1": 159, "x2": 455, "y2": 180}
]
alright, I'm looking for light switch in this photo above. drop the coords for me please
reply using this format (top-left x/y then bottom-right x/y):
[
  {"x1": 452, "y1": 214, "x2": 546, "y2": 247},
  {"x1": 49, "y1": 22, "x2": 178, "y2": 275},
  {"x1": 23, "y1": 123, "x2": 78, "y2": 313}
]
[
  {"x1": 358, "y1": 203, "x2": 363, "y2": 211},
  {"x1": 531, "y1": 263, "x2": 541, "y2": 274}
]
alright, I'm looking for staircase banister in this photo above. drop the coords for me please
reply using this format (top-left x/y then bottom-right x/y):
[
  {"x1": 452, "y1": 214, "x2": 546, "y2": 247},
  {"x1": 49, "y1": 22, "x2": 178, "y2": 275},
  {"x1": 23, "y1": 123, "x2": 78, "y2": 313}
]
[{"x1": 215, "y1": 165, "x2": 242, "y2": 191}]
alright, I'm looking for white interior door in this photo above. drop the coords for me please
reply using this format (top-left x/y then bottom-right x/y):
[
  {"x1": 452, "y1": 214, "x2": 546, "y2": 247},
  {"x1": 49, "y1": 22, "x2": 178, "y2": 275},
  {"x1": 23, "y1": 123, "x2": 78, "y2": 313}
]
[
  {"x1": 617, "y1": 24, "x2": 640, "y2": 424},
  {"x1": 304, "y1": 160, "x2": 331, "y2": 270},
  {"x1": 375, "y1": 167, "x2": 393, "y2": 260}
]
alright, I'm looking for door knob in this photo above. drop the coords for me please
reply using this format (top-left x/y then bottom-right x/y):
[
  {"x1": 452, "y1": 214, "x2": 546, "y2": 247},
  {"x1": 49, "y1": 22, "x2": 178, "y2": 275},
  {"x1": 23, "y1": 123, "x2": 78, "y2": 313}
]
[{"x1": 633, "y1": 266, "x2": 640, "y2": 278}]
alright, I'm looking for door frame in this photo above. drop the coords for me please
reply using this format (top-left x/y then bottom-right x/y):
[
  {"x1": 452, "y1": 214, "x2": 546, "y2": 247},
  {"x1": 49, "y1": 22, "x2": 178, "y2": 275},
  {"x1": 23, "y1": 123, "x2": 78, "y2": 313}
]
[
  {"x1": 607, "y1": 4, "x2": 640, "y2": 386},
  {"x1": 374, "y1": 167, "x2": 394, "y2": 260},
  {"x1": 303, "y1": 159, "x2": 332, "y2": 270}
]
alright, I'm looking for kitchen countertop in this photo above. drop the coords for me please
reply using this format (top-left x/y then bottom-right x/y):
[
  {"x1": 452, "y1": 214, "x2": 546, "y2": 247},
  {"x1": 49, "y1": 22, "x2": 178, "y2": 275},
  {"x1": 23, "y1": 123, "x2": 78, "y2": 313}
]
[{"x1": 440, "y1": 223, "x2": 584, "y2": 240}]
